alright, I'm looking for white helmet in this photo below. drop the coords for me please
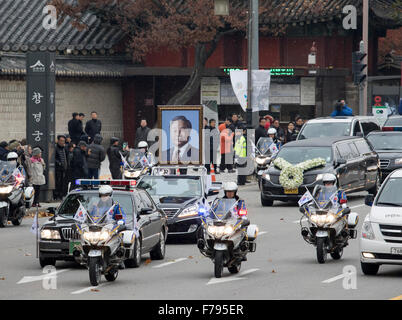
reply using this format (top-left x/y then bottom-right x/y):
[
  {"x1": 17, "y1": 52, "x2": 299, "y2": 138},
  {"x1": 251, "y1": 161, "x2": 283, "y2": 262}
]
[
  {"x1": 224, "y1": 182, "x2": 238, "y2": 192},
  {"x1": 138, "y1": 141, "x2": 148, "y2": 149},
  {"x1": 267, "y1": 128, "x2": 277, "y2": 135},
  {"x1": 322, "y1": 173, "x2": 337, "y2": 184},
  {"x1": 7, "y1": 152, "x2": 18, "y2": 161},
  {"x1": 99, "y1": 185, "x2": 113, "y2": 197}
]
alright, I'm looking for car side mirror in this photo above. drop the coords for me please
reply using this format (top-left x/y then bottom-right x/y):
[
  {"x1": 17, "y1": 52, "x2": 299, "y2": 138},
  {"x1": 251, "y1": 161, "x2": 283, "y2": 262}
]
[
  {"x1": 47, "y1": 207, "x2": 56, "y2": 215},
  {"x1": 335, "y1": 159, "x2": 347, "y2": 167},
  {"x1": 365, "y1": 194, "x2": 374, "y2": 207},
  {"x1": 206, "y1": 189, "x2": 220, "y2": 197},
  {"x1": 140, "y1": 207, "x2": 153, "y2": 215}
]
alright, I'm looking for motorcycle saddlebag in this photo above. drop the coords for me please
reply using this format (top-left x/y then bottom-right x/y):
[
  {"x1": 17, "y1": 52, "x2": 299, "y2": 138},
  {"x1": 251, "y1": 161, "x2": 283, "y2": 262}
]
[
  {"x1": 247, "y1": 224, "x2": 259, "y2": 241},
  {"x1": 347, "y1": 212, "x2": 359, "y2": 228}
]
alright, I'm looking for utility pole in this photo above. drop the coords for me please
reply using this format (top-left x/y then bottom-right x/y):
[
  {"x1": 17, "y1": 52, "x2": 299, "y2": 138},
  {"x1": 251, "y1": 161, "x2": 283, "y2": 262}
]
[
  {"x1": 247, "y1": 0, "x2": 259, "y2": 128},
  {"x1": 362, "y1": 0, "x2": 369, "y2": 115}
]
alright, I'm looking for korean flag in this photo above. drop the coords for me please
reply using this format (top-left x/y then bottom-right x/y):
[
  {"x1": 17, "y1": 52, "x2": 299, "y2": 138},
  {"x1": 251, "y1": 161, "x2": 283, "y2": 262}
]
[
  {"x1": 298, "y1": 190, "x2": 313, "y2": 207},
  {"x1": 74, "y1": 202, "x2": 87, "y2": 223},
  {"x1": 106, "y1": 205, "x2": 116, "y2": 222},
  {"x1": 269, "y1": 143, "x2": 278, "y2": 154},
  {"x1": 140, "y1": 156, "x2": 149, "y2": 167},
  {"x1": 30, "y1": 211, "x2": 39, "y2": 235}
]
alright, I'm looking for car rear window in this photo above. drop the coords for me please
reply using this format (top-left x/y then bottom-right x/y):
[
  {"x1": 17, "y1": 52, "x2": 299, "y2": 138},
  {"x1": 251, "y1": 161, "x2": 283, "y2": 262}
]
[{"x1": 384, "y1": 117, "x2": 402, "y2": 127}]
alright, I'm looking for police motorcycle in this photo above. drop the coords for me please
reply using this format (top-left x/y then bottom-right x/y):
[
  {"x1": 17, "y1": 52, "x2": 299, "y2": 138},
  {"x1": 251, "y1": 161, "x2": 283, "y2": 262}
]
[
  {"x1": 122, "y1": 148, "x2": 152, "y2": 181},
  {"x1": 73, "y1": 189, "x2": 128, "y2": 286},
  {"x1": 255, "y1": 137, "x2": 276, "y2": 175},
  {"x1": 0, "y1": 157, "x2": 34, "y2": 228},
  {"x1": 298, "y1": 184, "x2": 359, "y2": 264},
  {"x1": 197, "y1": 198, "x2": 258, "y2": 278}
]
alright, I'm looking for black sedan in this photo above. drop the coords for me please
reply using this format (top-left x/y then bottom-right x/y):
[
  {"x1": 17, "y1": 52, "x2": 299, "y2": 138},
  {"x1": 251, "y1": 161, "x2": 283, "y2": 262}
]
[
  {"x1": 260, "y1": 136, "x2": 380, "y2": 206},
  {"x1": 366, "y1": 131, "x2": 402, "y2": 182},
  {"x1": 39, "y1": 185, "x2": 167, "y2": 268}
]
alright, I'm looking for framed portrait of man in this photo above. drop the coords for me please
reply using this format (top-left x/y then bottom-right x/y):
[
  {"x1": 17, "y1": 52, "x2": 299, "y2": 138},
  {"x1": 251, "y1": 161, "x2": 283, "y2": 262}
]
[{"x1": 158, "y1": 106, "x2": 203, "y2": 165}]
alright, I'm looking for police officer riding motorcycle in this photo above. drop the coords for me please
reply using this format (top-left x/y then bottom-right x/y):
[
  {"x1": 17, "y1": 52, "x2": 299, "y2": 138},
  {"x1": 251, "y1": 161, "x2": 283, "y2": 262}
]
[
  {"x1": 197, "y1": 182, "x2": 258, "y2": 278},
  {"x1": 123, "y1": 141, "x2": 155, "y2": 180},
  {"x1": 298, "y1": 173, "x2": 359, "y2": 264}
]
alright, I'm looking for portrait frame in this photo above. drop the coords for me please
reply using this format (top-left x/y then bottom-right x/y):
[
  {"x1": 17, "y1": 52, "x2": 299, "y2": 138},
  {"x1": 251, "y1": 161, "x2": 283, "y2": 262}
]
[{"x1": 157, "y1": 105, "x2": 203, "y2": 165}]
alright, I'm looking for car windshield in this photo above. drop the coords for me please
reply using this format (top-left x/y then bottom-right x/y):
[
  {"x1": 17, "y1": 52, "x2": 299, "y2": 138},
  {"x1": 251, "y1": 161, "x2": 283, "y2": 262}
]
[
  {"x1": 376, "y1": 178, "x2": 402, "y2": 207},
  {"x1": 127, "y1": 149, "x2": 146, "y2": 168},
  {"x1": 299, "y1": 122, "x2": 350, "y2": 140},
  {"x1": 0, "y1": 161, "x2": 17, "y2": 184},
  {"x1": 57, "y1": 193, "x2": 134, "y2": 224},
  {"x1": 276, "y1": 147, "x2": 332, "y2": 164},
  {"x1": 367, "y1": 135, "x2": 402, "y2": 150},
  {"x1": 256, "y1": 137, "x2": 274, "y2": 155},
  {"x1": 138, "y1": 176, "x2": 202, "y2": 199}
]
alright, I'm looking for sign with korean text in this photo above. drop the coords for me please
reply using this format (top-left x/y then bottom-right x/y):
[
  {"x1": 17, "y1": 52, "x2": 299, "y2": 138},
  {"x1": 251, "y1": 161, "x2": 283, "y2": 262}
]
[{"x1": 26, "y1": 52, "x2": 56, "y2": 195}]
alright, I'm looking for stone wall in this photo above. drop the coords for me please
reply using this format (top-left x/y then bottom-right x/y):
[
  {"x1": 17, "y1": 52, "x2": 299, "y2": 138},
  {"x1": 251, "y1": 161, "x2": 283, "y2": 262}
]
[{"x1": 0, "y1": 78, "x2": 123, "y2": 144}]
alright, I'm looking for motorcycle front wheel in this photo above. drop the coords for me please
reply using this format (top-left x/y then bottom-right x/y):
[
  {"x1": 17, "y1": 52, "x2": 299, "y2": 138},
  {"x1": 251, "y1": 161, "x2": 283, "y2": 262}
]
[
  {"x1": 214, "y1": 251, "x2": 224, "y2": 278},
  {"x1": 0, "y1": 207, "x2": 8, "y2": 228},
  {"x1": 89, "y1": 257, "x2": 102, "y2": 286},
  {"x1": 316, "y1": 237, "x2": 328, "y2": 264},
  {"x1": 104, "y1": 268, "x2": 118, "y2": 282}
]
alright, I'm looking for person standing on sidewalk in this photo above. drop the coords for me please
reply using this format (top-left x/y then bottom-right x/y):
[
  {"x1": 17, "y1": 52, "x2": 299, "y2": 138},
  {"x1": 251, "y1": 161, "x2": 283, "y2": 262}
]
[
  {"x1": 68, "y1": 113, "x2": 82, "y2": 145},
  {"x1": 205, "y1": 119, "x2": 220, "y2": 175},
  {"x1": 219, "y1": 118, "x2": 235, "y2": 173},
  {"x1": 71, "y1": 141, "x2": 89, "y2": 183},
  {"x1": 107, "y1": 137, "x2": 128, "y2": 179},
  {"x1": 85, "y1": 111, "x2": 102, "y2": 143},
  {"x1": 55, "y1": 135, "x2": 69, "y2": 200},
  {"x1": 134, "y1": 119, "x2": 151, "y2": 148},
  {"x1": 87, "y1": 134, "x2": 106, "y2": 179},
  {"x1": 29, "y1": 148, "x2": 46, "y2": 207},
  {"x1": 234, "y1": 126, "x2": 247, "y2": 185}
]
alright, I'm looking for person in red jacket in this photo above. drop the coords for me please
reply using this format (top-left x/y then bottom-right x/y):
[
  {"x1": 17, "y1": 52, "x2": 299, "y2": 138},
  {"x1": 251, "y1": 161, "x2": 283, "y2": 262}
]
[{"x1": 219, "y1": 117, "x2": 234, "y2": 173}]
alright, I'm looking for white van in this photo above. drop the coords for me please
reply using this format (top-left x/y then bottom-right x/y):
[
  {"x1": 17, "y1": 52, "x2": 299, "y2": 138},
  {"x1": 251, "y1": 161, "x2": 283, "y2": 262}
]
[
  {"x1": 360, "y1": 169, "x2": 402, "y2": 275},
  {"x1": 297, "y1": 117, "x2": 381, "y2": 141}
]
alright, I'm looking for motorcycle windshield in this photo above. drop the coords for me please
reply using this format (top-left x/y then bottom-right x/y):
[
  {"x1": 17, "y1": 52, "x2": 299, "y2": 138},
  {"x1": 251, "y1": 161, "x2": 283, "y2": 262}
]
[
  {"x1": 209, "y1": 198, "x2": 238, "y2": 221},
  {"x1": 256, "y1": 137, "x2": 274, "y2": 156},
  {"x1": 87, "y1": 197, "x2": 115, "y2": 224},
  {"x1": 127, "y1": 149, "x2": 146, "y2": 169},
  {"x1": 0, "y1": 161, "x2": 17, "y2": 184},
  {"x1": 312, "y1": 185, "x2": 340, "y2": 211}
]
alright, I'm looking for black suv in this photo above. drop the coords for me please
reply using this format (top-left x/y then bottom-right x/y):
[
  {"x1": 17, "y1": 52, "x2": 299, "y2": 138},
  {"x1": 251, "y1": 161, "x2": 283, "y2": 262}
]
[
  {"x1": 260, "y1": 136, "x2": 380, "y2": 206},
  {"x1": 366, "y1": 131, "x2": 402, "y2": 182},
  {"x1": 39, "y1": 186, "x2": 167, "y2": 267}
]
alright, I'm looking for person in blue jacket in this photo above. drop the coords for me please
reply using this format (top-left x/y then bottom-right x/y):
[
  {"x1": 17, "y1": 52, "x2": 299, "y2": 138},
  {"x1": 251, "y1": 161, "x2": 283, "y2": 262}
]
[{"x1": 331, "y1": 100, "x2": 353, "y2": 117}]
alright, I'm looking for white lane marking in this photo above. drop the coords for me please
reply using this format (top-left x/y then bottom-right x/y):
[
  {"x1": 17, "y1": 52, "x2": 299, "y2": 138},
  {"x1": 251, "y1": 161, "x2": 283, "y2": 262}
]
[
  {"x1": 207, "y1": 268, "x2": 259, "y2": 285},
  {"x1": 17, "y1": 269, "x2": 71, "y2": 284},
  {"x1": 293, "y1": 218, "x2": 307, "y2": 224},
  {"x1": 258, "y1": 231, "x2": 267, "y2": 236},
  {"x1": 71, "y1": 283, "x2": 106, "y2": 295},
  {"x1": 152, "y1": 258, "x2": 188, "y2": 269},
  {"x1": 322, "y1": 272, "x2": 356, "y2": 284},
  {"x1": 350, "y1": 204, "x2": 365, "y2": 209}
]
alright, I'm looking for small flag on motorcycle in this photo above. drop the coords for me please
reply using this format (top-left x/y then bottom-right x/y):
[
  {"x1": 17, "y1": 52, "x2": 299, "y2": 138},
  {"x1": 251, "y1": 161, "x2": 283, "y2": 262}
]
[
  {"x1": 74, "y1": 201, "x2": 87, "y2": 223},
  {"x1": 298, "y1": 190, "x2": 314, "y2": 207},
  {"x1": 30, "y1": 211, "x2": 38, "y2": 235}
]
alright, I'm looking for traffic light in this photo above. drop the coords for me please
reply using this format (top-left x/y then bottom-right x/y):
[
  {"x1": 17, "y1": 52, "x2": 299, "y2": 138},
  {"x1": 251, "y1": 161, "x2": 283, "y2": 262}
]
[{"x1": 352, "y1": 51, "x2": 367, "y2": 85}]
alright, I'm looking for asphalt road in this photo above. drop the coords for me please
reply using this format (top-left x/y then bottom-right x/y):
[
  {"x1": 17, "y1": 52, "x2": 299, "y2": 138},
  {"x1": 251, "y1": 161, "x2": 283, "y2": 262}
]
[{"x1": 1, "y1": 183, "x2": 401, "y2": 300}]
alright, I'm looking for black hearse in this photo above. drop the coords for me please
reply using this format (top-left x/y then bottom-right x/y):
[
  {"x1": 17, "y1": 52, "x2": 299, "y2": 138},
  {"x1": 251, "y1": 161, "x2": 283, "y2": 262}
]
[{"x1": 260, "y1": 137, "x2": 380, "y2": 206}]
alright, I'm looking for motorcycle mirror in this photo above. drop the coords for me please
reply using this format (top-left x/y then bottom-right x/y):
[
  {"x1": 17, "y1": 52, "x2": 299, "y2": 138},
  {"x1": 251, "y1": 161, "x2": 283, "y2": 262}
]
[
  {"x1": 342, "y1": 208, "x2": 351, "y2": 216},
  {"x1": 299, "y1": 207, "x2": 305, "y2": 214},
  {"x1": 117, "y1": 220, "x2": 124, "y2": 226}
]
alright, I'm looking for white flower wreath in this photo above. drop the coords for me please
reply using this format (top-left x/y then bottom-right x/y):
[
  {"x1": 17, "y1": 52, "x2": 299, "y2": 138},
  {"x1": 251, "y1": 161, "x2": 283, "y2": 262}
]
[{"x1": 273, "y1": 157, "x2": 327, "y2": 190}]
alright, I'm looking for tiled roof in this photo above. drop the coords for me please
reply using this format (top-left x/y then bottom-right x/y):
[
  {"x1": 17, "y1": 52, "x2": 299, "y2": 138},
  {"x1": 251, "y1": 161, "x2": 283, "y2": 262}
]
[{"x1": 0, "y1": 0, "x2": 124, "y2": 53}]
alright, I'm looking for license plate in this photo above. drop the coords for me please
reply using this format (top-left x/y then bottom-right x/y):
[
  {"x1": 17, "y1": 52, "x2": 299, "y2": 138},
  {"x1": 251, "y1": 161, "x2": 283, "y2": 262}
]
[
  {"x1": 391, "y1": 247, "x2": 402, "y2": 255},
  {"x1": 69, "y1": 241, "x2": 81, "y2": 255},
  {"x1": 284, "y1": 188, "x2": 298, "y2": 194}
]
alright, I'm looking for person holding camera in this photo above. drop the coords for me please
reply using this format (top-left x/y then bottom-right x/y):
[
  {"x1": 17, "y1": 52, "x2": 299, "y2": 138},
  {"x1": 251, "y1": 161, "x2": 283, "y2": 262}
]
[{"x1": 331, "y1": 99, "x2": 353, "y2": 117}]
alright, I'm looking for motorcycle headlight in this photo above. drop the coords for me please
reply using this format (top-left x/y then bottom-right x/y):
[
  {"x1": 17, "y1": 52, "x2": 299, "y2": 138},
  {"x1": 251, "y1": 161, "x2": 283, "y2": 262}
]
[
  {"x1": 207, "y1": 225, "x2": 233, "y2": 238},
  {"x1": 395, "y1": 158, "x2": 402, "y2": 165},
  {"x1": 178, "y1": 205, "x2": 198, "y2": 218},
  {"x1": 124, "y1": 170, "x2": 141, "y2": 178},
  {"x1": 361, "y1": 221, "x2": 375, "y2": 240},
  {"x1": 40, "y1": 229, "x2": 61, "y2": 240},
  {"x1": 256, "y1": 157, "x2": 269, "y2": 165},
  {"x1": 0, "y1": 185, "x2": 13, "y2": 194},
  {"x1": 315, "y1": 174, "x2": 324, "y2": 182},
  {"x1": 310, "y1": 214, "x2": 327, "y2": 226},
  {"x1": 83, "y1": 230, "x2": 110, "y2": 244},
  {"x1": 325, "y1": 214, "x2": 336, "y2": 224},
  {"x1": 223, "y1": 225, "x2": 234, "y2": 235}
]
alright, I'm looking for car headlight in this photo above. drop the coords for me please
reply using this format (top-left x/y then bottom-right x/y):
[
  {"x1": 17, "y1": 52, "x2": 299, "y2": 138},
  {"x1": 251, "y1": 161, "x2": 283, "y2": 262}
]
[
  {"x1": 40, "y1": 229, "x2": 61, "y2": 240},
  {"x1": 315, "y1": 174, "x2": 324, "y2": 182},
  {"x1": 395, "y1": 158, "x2": 402, "y2": 165},
  {"x1": 83, "y1": 231, "x2": 110, "y2": 244},
  {"x1": 124, "y1": 170, "x2": 141, "y2": 178},
  {"x1": 262, "y1": 173, "x2": 270, "y2": 181},
  {"x1": 178, "y1": 205, "x2": 199, "y2": 218},
  {"x1": 0, "y1": 185, "x2": 13, "y2": 194},
  {"x1": 361, "y1": 221, "x2": 375, "y2": 240}
]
